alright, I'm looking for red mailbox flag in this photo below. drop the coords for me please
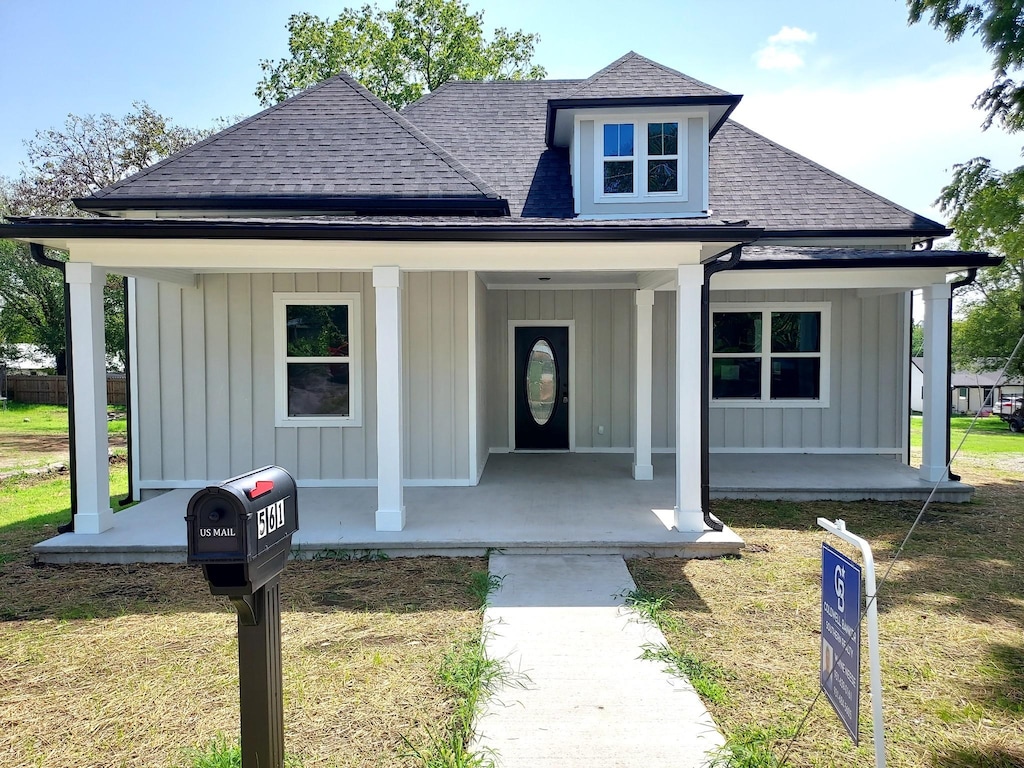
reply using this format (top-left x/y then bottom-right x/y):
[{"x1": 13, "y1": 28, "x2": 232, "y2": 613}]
[{"x1": 248, "y1": 480, "x2": 274, "y2": 500}]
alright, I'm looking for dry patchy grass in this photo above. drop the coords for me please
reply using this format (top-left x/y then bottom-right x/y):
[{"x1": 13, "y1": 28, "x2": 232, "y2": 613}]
[
  {"x1": 631, "y1": 464, "x2": 1024, "y2": 768},
  {"x1": 0, "y1": 545, "x2": 487, "y2": 768}
]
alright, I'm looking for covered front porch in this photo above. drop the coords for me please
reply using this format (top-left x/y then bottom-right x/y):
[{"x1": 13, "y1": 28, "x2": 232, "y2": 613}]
[{"x1": 33, "y1": 453, "x2": 971, "y2": 564}]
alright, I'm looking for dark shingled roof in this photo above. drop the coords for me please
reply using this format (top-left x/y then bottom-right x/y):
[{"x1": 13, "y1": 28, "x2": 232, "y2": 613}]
[
  {"x1": 403, "y1": 76, "x2": 946, "y2": 233},
  {"x1": 567, "y1": 51, "x2": 730, "y2": 99},
  {"x1": 83, "y1": 73, "x2": 502, "y2": 208},
  {"x1": 77, "y1": 52, "x2": 948, "y2": 236}
]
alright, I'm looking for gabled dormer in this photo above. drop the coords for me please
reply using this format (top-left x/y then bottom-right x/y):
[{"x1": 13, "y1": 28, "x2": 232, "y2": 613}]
[{"x1": 545, "y1": 53, "x2": 741, "y2": 220}]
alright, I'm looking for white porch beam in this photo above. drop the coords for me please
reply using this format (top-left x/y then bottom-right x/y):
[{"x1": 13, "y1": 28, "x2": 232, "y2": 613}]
[
  {"x1": 373, "y1": 266, "x2": 405, "y2": 531},
  {"x1": 633, "y1": 290, "x2": 655, "y2": 480},
  {"x1": 921, "y1": 281, "x2": 951, "y2": 483},
  {"x1": 675, "y1": 265, "x2": 705, "y2": 531},
  {"x1": 114, "y1": 268, "x2": 198, "y2": 288},
  {"x1": 66, "y1": 262, "x2": 114, "y2": 534}
]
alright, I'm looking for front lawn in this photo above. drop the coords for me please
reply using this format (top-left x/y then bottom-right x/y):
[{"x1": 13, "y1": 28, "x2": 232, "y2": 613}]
[
  {"x1": 911, "y1": 414, "x2": 1023, "y2": 455},
  {"x1": 630, "y1": 462, "x2": 1024, "y2": 767},
  {"x1": 0, "y1": 469, "x2": 490, "y2": 767}
]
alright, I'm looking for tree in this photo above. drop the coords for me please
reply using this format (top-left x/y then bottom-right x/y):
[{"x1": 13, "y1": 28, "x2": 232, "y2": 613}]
[
  {"x1": 937, "y1": 157, "x2": 1024, "y2": 375},
  {"x1": 907, "y1": 0, "x2": 1024, "y2": 132},
  {"x1": 256, "y1": 0, "x2": 545, "y2": 110},
  {"x1": 1, "y1": 103, "x2": 214, "y2": 372}
]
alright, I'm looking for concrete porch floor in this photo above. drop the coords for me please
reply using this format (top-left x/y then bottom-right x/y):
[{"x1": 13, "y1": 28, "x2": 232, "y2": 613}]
[{"x1": 32, "y1": 453, "x2": 971, "y2": 564}]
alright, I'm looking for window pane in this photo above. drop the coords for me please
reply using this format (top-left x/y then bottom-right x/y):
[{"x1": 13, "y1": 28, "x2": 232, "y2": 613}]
[
  {"x1": 526, "y1": 339, "x2": 557, "y2": 426},
  {"x1": 771, "y1": 312, "x2": 820, "y2": 353},
  {"x1": 771, "y1": 358, "x2": 820, "y2": 399},
  {"x1": 287, "y1": 363, "x2": 350, "y2": 416},
  {"x1": 603, "y1": 123, "x2": 633, "y2": 157},
  {"x1": 648, "y1": 159, "x2": 678, "y2": 192},
  {"x1": 286, "y1": 305, "x2": 349, "y2": 357},
  {"x1": 648, "y1": 122, "x2": 678, "y2": 156},
  {"x1": 713, "y1": 358, "x2": 761, "y2": 399},
  {"x1": 604, "y1": 160, "x2": 634, "y2": 194},
  {"x1": 713, "y1": 312, "x2": 761, "y2": 353}
]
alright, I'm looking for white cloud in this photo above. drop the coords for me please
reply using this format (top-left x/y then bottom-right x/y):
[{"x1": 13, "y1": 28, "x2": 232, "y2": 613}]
[
  {"x1": 769, "y1": 26, "x2": 817, "y2": 45},
  {"x1": 756, "y1": 26, "x2": 817, "y2": 71},
  {"x1": 733, "y1": 65, "x2": 1024, "y2": 222}
]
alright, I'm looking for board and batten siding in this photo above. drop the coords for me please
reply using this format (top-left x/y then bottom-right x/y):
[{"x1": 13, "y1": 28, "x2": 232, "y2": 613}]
[
  {"x1": 485, "y1": 288, "x2": 636, "y2": 450},
  {"x1": 698, "y1": 288, "x2": 906, "y2": 451},
  {"x1": 474, "y1": 274, "x2": 489, "y2": 480},
  {"x1": 135, "y1": 270, "x2": 472, "y2": 492}
]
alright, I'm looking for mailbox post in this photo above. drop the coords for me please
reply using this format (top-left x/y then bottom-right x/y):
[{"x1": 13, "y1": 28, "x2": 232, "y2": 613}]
[{"x1": 186, "y1": 466, "x2": 299, "y2": 768}]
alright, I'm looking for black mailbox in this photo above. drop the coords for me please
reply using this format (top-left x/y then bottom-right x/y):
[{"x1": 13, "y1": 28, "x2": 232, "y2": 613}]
[{"x1": 186, "y1": 465, "x2": 298, "y2": 596}]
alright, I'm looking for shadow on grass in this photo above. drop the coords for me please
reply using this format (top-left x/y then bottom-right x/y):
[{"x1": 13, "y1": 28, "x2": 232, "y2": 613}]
[
  {"x1": 977, "y1": 643, "x2": 1024, "y2": 715},
  {"x1": 930, "y1": 742, "x2": 1024, "y2": 768}
]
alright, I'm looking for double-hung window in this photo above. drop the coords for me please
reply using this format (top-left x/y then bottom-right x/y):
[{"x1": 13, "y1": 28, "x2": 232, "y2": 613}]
[
  {"x1": 711, "y1": 303, "x2": 830, "y2": 407},
  {"x1": 599, "y1": 118, "x2": 684, "y2": 199},
  {"x1": 274, "y1": 293, "x2": 361, "y2": 426}
]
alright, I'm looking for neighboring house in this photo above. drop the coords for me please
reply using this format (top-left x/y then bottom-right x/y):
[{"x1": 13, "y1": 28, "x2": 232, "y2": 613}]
[
  {"x1": 911, "y1": 357, "x2": 1022, "y2": 414},
  {"x1": 0, "y1": 52, "x2": 1001, "y2": 541}
]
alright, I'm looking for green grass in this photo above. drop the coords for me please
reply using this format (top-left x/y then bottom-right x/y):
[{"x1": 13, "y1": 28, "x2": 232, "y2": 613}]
[
  {"x1": 0, "y1": 401, "x2": 126, "y2": 434},
  {"x1": 910, "y1": 414, "x2": 1023, "y2": 455},
  {"x1": 178, "y1": 734, "x2": 304, "y2": 768},
  {"x1": 0, "y1": 466, "x2": 130, "y2": 561}
]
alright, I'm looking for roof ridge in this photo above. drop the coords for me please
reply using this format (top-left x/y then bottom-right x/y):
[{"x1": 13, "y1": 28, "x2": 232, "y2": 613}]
[
  {"x1": 339, "y1": 73, "x2": 502, "y2": 200},
  {"x1": 88, "y1": 77, "x2": 343, "y2": 200},
  {"x1": 567, "y1": 51, "x2": 636, "y2": 96},
  {"x1": 724, "y1": 119, "x2": 945, "y2": 230},
  {"x1": 568, "y1": 51, "x2": 729, "y2": 97}
]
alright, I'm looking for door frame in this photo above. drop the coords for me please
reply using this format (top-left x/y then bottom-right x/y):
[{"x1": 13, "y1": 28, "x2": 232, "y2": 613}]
[{"x1": 508, "y1": 320, "x2": 576, "y2": 451}]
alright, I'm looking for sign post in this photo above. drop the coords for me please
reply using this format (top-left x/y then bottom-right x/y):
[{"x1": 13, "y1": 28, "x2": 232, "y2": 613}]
[{"x1": 818, "y1": 518, "x2": 886, "y2": 768}]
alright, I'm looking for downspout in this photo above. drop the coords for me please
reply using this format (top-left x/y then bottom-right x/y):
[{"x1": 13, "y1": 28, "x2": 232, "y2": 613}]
[
  {"x1": 118, "y1": 277, "x2": 134, "y2": 505},
  {"x1": 701, "y1": 245, "x2": 744, "y2": 532},
  {"x1": 29, "y1": 243, "x2": 77, "y2": 532},
  {"x1": 946, "y1": 268, "x2": 978, "y2": 481}
]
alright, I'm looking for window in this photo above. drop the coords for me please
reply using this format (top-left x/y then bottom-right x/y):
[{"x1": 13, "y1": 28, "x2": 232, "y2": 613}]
[
  {"x1": 274, "y1": 293, "x2": 361, "y2": 426},
  {"x1": 647, "y1": 122, "x2": 678, "y2": 193},
  {"x1": 711, "y1": 303, "x2": 830, "y2": 407},
  {"x1": 603, "y1": 123, "x2": 634, "y2": 194},
  {"x1": 597, "y1": 118, "x2": 685, "y2": 199}
]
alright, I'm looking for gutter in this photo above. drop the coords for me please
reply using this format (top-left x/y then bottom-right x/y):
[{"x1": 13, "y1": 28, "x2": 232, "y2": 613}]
[
  {"x1": 29, "y1": 243, "x2": 77, "y2": 533},
  {"x1": 701, "y1": 245, "x2": 744, "y2": 532},
  {"x1": 946, "y1": 268, "x2": 978, "y2": 481}
]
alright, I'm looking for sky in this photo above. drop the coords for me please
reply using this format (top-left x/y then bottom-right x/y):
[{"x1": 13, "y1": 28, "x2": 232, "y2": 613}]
[{"x1": 2, "y1": 0, "x2": 1023, "y2": 224}]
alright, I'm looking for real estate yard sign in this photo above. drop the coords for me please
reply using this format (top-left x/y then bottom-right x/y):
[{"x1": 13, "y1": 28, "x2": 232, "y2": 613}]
[{"x1": 821, "y1": 541, "x2": 862, "y2": 745}]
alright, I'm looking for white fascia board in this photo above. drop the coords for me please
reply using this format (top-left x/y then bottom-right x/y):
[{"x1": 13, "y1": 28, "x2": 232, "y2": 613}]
[
  {"x1": 713, "y1": 267, "x2": 951, "y2": 291},
  {"x1": 69, "y1": 238, "x2": 707, "y2": 272}
]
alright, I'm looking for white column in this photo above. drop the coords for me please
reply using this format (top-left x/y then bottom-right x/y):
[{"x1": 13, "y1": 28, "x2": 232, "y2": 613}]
[
  {"x1": 633, "y1": 289, "x2": 655, "y2": 480},
  {"x1": 66, "y1": 262, "x2": 114, "y2": 534},
  {"x1": 373, "y1": 266, "x2": 405, "y2": 531},
  {"x1": 675, "y1": 265, "x2": 705, "y2": 531},
  {"x1": 921, "y1": 281, "x2": 951, "y2": 483}
]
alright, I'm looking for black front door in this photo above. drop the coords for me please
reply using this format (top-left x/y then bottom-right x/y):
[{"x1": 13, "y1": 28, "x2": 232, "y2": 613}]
[{"x1": 514, "y1": 326, "x2": 569, "y2": 450}]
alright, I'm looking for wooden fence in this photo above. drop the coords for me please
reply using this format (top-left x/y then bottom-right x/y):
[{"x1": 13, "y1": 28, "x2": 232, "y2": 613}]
[{"x1": 3, "y1": 375, "x2": 127, "y2": 406}]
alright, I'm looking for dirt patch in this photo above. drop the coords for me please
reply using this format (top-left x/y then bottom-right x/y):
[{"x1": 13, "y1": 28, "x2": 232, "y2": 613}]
[{"x1": 0, "y1": 433, "x2": 126, "y2": 474}]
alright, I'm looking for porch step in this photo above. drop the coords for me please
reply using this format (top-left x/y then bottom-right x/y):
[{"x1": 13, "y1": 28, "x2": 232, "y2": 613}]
[{"x1": 476, "y1": 554, "x2": 724, "y2": 767}]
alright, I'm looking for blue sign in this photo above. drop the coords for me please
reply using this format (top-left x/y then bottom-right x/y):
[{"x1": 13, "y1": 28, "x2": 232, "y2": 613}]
[{"x1": 821, "y1": 542, "x2": 862, "y2": 745}]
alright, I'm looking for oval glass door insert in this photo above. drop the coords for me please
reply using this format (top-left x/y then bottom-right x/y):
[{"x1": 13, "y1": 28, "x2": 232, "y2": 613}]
[{"x1": 526, "y1": 339, "x2": 557, "y2": 426}]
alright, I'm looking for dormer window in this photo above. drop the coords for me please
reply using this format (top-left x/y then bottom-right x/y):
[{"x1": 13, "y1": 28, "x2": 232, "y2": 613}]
[
  {"x1": 647, "y1": 122, "x2": 678, "y2": 193},
  {"x1": 603, "y1": 123, "x2": 635, "y2": 194},
  {"x1": 594, "y1": 117, "x2": 688, "y2": 204}
]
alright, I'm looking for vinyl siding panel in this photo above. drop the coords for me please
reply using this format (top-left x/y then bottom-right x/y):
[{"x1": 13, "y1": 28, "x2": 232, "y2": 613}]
[
  {"x1": 135, "y1": 269, "x2": 471, "y2": 488},
  {"x1": 485, "y1": 288, "x2": 635, "y2": 450}
]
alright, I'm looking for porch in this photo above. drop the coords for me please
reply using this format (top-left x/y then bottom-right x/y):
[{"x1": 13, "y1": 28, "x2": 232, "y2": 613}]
[{"x1": 32, "y1": 453, "x2": 971, "y2": 564}]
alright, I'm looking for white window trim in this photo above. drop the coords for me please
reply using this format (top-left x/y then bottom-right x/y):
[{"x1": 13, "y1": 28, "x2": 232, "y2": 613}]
[
  {"x1": 593, "y1": 111, "x2": 692, "y2": 204},
  {"x1": 710, "y1": 302, "x2": 831, "y2": 409},
  {"x1": 273, "y1": 292, "x2": 362, "y2": 427}
]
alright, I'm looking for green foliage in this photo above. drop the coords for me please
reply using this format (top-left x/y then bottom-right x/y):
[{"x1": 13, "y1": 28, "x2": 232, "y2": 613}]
[
  {"x1": 912, "y1": 321, "x2": 925, "y2": 358},
  {"x1": 709, "y1": 726, "x2": 789, "y2": 768},
  {"x1": 179, "y1": 735, "x2": 305, "y2": 768},
  {"x1": 403, "y1": 633, "x2": 508, "y2": 768},
  {"x1": 641, "y1": 644, "x2": 730, "y2": 705},
  {"x1": 907, "y1": 0, "x2": 1024, "y2": 131},
  {"x1": 467, "y1": 570, "x2": 502, "y2": 607},
  {"x1": 256, "y1": 0, "x2": 545, "y2": 110},
  {"x1": 936, "y1": 158, "x2": 1024, "y2": 376}
]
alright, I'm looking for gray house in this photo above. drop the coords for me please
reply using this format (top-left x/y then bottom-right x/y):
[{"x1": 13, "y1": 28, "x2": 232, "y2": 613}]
[{"x1": 0, "y1": 53, "x2": 1000, "y2": 558}]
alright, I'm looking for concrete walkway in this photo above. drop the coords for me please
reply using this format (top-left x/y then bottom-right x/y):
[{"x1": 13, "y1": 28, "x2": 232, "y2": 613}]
[{"x1": 476, "y1": 554, "x2": 724, "y2": 768}]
